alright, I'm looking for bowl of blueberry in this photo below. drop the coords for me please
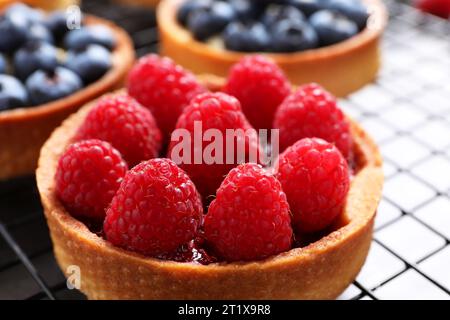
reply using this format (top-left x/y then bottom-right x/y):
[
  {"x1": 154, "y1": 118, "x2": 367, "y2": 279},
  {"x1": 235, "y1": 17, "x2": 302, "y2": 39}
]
[
  {"x1": 158, "y1": 0, "x2": 387, "y2": 97},
  {"x1": 0, "y1": 2, "x2": 135, "y2": 181}
]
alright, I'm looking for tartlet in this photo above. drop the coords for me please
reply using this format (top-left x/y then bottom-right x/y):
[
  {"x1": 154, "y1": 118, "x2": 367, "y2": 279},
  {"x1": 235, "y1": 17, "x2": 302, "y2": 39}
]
[
  {"x1": 37, "y1": 77, "x2": 383, "y2": 300},
  {"x1": 158, "y1": 0, "x2": 388, "y2": 97},
  {"x1": 0, "y1": 15, "x2": 135, "y2": 181}
]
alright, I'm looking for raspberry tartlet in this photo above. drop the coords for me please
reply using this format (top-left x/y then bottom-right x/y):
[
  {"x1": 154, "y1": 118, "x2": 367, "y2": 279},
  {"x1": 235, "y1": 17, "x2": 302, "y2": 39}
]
[
  {"x1": 37, "y1": 55, "x2": 383, "y2": 300},
  {"x1": 158, "y1": 0, "x2": 387, "y2": 97},
  {"x1": 0, "y1": 4, "x2": 134, "y2": 180}
]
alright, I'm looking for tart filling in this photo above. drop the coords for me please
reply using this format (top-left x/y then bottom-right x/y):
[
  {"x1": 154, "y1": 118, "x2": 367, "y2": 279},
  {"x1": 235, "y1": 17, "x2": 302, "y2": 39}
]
[{"x1": 176, "y1": 0, "x2": 371, "y2": 53}]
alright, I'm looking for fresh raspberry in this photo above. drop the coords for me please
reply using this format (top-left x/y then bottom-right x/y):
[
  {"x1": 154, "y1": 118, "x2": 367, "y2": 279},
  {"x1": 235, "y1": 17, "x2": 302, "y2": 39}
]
[
  {"x1": 204, "y1": 163, "x2": 292, "y2": 262},
  {"x1": 127, "y1": 54, "x2": 206, "y2": 138},
  {"x1": 416, "y1": 0, "x2": 450, "y2": 18},
  {"x1": 75, "y1": 93, "x2": 162, "y2": 167},
  {"x1": 167, "y1": 92, "x2": 262, "y2": 199},
  {"x1": 273, "y1": 83, "x2": 352, "y2": 159},
  {"x1": 55, "y1": 139, "x2": 128, "y2": 221},
  {"x1": 104, "y1": 158, "x2": 203, "y2": 257},
  {"x1": 275, "y1": 138, "x2": 350, "y2": 233},
  {"x1": 224, "y1": 55, "x2": 291, "y2": 131}
]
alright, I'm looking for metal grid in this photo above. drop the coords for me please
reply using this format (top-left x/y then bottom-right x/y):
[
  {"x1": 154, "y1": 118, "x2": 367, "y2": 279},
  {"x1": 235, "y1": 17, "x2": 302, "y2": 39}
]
[{"x1": 0, "y1": 0, "x2": 449, "y2": 300}]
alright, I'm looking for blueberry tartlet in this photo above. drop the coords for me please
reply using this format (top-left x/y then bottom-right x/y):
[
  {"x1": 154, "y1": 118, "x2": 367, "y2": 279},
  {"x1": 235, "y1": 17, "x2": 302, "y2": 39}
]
[
  {"x1": 158, "y1": 0, "x2": 387, "y2": 97},
  {"x1": 113, "y1": 0, "x2": 161, "y2": 7},
  {"x1": 37, "y1": 55, "x2": 383, "y2": 300},
  {"x1": 0, "y1": 0, "x2": 80, "y2": 11},
  {"x1": 0, "y1": 3, "x2": 134, "y2": 180}
]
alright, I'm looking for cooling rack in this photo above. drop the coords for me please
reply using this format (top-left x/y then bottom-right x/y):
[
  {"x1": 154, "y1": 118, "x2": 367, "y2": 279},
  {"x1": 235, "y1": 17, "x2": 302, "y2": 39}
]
[{"x1": 0, "y1": 0, "x2": 449, "y2": 300}]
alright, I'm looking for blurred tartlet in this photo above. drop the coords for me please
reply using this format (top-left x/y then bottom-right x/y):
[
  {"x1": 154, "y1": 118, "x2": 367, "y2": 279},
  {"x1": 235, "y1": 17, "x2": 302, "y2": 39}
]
[
  {"x1": 0, "y1": 5, "x2": 134, "y2": 180},
  {"x1": 158, "y1": 0, "x2": 388, "y2": 97}
]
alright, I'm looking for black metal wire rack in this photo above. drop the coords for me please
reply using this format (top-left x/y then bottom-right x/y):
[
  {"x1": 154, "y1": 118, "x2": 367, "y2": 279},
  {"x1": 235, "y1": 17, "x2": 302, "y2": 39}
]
[{"x1": 1, "y1": 0, "x2": 449, "y2": 300}]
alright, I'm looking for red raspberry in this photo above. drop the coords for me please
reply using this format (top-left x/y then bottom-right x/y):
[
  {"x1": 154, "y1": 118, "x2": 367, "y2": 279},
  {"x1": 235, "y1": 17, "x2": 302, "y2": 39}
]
[
  {"x1": 273, "y1": 83, "x2": 352, "y2": 159},
  {"x1": 127, "y1": 54, "x2": 206, "y2": 138},
  {"x1": 76, "y1": 93, "x2": 162, "y2": 167},
  {"x1": 204, "y1": 163, "x2": 293, "y2": 262},
  {"x1": 55, "y1": 139, "x2": 128, "y2": 221},
  {"x1": 224, "y1": 55, "x2": 291, "y2": 131},
  {"x1": 167, "y1": 92, "x2": 262, "y2": 199},
  {"x1": 104, "y1": 158, "x2": 203, "y2": 257},
  {"x1": 416, "y1": 0, "x2": 450, "y2": 18},
  {"x1": 275, "y1": 138, "x2": 350, "y2": 233}
]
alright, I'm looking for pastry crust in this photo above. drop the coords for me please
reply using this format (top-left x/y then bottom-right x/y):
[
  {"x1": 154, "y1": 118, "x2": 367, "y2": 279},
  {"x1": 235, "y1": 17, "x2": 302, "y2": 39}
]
[
  {"x1": 0, "y1": 15, "x2": 135, "y2": 180},
  {"x1": 37, "y1": 76, "x2": 383, "y2": 300},
  {"x1": 158, "y1": 0, "x2": 388, "y2": 97}
]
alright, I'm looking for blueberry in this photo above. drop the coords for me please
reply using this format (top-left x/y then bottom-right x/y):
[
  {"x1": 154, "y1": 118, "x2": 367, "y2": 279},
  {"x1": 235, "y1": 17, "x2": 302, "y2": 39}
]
[
  {"x1": 229, "y1": 0, "x2": 263, "y2": 21},
  {"x1": 27, "y1": 23, "x2": 55, "y2": 44},
  {"x1": 286, "y1": 0, "x2": 329, "y2": 16},
  {"x1": 65, "y1": 45, "x2": 112, "y2": 84},
  {"x1": 270, "y1": 20, "x2": 318, "y2": 52},
  {"x1": 0, "y1": 54, "x2": 6, "y2": 74},
  {"x1": 223, "y1": 21, "x2": 270, "y2": 52},
  {"x1": 177, "y1": 0, "x2": 212, "y2": 26},
  {"x1": 5, "y1": 3, "x2": 45, "y2": 26},
  {"x1": 326, "y1": 0, "x2": 369, "y2": 30},
  {"x1": 309, "y1": 10, "x2": 358, "y2": 46},
  {"x1": 261, "y1": 4, "x2": 306, "y2": 27},
  {"x1": 0, "y1": 15, "x2": 28, "y2": 53},
  {"x1": 0, "y1": 75, "x2": 29, "y2": 111},
  {"x1": 64, "y1": 26, "x2": 116, "y2": 51},
  {"x1": 46, "y1": 10, "x2": 84, "y2": 41},
  {"x1": 187, "y1": 1, "x2": 236, "y2": 41},
  {"x1": 26, "y1": 67, "x2": 82, "y2": 105},
  {"x1": 13, "y1": 41, "x2": 59, "y2": 81}
]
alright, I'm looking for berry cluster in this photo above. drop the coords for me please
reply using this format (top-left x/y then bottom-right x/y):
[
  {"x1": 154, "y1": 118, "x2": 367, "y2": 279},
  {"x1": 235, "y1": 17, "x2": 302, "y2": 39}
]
[
  {"x1": 56, "y1": 54, "x2": 353, "y2": 263},
  {"x1": 0, "y1": 3, "x2": 116, "y2": 111},
  {"x1": 177, "y1": 0, "x2": 369, "y2": 53}
]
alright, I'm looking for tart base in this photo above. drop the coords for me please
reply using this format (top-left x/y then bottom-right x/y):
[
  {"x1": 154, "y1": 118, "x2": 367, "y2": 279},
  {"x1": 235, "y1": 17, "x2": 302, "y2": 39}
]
[
  {"x1": 37, "y1": 84, "x2": 383, "y2": 300},
  {"x1": 158, "y1": 0, "x2": 388, "y2": 97},
  {"x1": 0, "y1": 15, "x2": 135, "y2": 181}
]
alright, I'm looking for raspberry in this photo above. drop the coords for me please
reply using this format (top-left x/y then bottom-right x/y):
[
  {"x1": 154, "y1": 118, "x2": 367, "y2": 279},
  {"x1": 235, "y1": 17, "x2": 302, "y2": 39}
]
[
  {"x1": 224, "y1": 55, "x2": 291, "y2": 130},
  {"x1": 416, "y1": 0, "x2": 450, "y2": 18},
  {"x1": 127, "y1": 54, "x2": 206, "y2": 138},
  {"x1": 55, "y1": 139, "x2": 128, "y2": 221},
  {"x1": 76, "y1": 93, "x2": 162, "y2": 167},
  {"x1": 275, "y1": 138, "x2": 350, "y2": 233},
  {"x1": 104, "y1": 158, "x2": 203, "y2": 257},
  {"x1": 273, "y1": 83, "x2": 352, "y2": 159},
  {"x1": 167, "y1": 92, "x2": 262, "y2": 199},
  {"x1": 204, "y1": 163, "x2": 292, "y2": 261}
]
